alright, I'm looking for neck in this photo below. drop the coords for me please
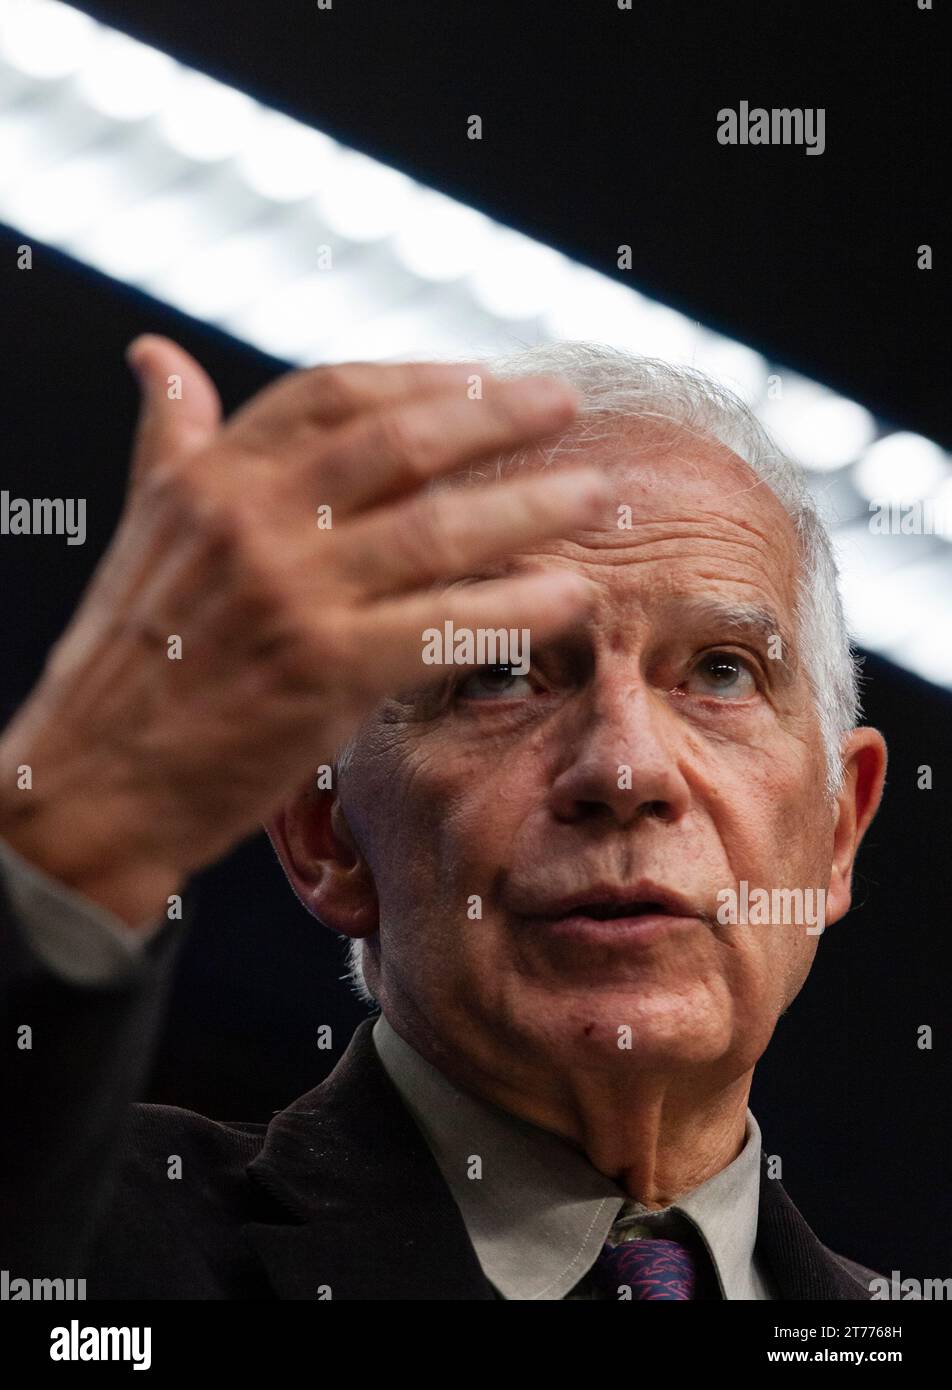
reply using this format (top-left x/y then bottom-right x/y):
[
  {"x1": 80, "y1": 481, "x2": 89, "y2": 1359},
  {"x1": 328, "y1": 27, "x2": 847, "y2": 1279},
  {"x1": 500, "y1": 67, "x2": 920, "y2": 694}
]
[{"x1": 382, "y1": 1008, "x2": 753, "y2": 1206}]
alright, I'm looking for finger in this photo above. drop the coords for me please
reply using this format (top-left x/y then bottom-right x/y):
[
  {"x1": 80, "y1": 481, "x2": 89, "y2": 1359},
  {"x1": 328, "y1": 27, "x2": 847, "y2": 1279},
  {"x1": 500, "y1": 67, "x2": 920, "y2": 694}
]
[
  {"x1": 347, "y1": 570, "x2": 596, "y2": 698},
  {"x1": 222, "y1": 359, "x2": 488, "y2": 456},
  {"x1": 126, "y1": 335, "x2": 223, "y2": 482},
  {"x1": 334, "y1": 466, "x2": 609, "y2": 597},
  {"x1": 301, "y1": 376, "x2": 580, "y2": 518}
]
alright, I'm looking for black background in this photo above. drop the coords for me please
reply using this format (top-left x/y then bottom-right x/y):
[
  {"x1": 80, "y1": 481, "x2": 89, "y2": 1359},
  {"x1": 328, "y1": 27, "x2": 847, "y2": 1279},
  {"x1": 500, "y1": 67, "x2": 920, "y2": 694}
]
[{"x1": 1, "y1": 0, "x2": 949, "y2": 1283}]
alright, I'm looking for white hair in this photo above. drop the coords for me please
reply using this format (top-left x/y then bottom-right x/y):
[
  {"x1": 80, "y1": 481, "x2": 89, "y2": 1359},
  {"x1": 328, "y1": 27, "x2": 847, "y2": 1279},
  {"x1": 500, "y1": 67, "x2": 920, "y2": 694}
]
[{"x1": 341, "y1": 341, "x2": 863, "y2": 1005}]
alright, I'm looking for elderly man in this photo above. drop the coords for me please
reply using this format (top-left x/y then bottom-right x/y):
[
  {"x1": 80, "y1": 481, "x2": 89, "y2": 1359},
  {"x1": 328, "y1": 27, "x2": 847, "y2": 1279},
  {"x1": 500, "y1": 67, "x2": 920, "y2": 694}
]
[{"x1": 0, "y1": 335, "x2": 885, "y2": 1300}]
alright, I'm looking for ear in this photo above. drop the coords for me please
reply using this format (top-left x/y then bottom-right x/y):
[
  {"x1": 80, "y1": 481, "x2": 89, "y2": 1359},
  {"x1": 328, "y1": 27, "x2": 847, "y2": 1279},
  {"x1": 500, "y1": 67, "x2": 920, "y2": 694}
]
[
  {"x1": 266, "y1": 780, "x2": 378, "y2": 939},
  {"x1": 824, "y1": 726, "x2": 887, "y2": 927}
]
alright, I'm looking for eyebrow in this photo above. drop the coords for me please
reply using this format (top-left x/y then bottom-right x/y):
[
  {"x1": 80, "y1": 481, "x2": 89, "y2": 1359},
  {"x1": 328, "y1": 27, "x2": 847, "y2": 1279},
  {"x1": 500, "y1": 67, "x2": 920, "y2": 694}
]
[
  {"x1": 670, "y1": 597, "x2": 798, "y2": 673},
  {"x1": 447, "y1": 570, "x2": 799, "y2": 675}
]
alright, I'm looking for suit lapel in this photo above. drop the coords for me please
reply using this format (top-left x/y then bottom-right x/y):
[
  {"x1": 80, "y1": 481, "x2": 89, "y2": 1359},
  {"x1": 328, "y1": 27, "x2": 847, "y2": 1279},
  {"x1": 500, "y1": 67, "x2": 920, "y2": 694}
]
[
  {"x1": 756, "y1": 1158, "x2": 873, "y2": 1300},
  {"x1": 244, "y1": 1018, "x2": 497, "y2": 1300},
  {"x1": 246, "y1": 1018, "x2": 872, "y2": 1301}
]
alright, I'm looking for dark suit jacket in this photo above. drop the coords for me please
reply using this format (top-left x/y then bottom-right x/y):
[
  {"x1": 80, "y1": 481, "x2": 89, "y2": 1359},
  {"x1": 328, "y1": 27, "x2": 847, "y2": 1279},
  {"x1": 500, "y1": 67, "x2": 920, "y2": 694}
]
[{"x1": 0, "y1": 881, "x2": 879, "y2": 1300}]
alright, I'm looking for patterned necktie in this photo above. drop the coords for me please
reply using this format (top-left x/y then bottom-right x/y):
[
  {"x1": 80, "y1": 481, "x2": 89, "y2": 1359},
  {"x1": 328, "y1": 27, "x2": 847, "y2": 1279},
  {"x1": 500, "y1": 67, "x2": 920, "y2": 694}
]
[{"x1": 591, "y1": 1236, "x2": 703, "y2": 1300}]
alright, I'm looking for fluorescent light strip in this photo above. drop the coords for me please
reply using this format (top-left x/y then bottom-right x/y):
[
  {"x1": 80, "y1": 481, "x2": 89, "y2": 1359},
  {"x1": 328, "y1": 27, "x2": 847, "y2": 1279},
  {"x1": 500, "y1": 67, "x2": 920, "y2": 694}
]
[{"x1": 0, "y1": 0, "x2": 949, "y2": 688}]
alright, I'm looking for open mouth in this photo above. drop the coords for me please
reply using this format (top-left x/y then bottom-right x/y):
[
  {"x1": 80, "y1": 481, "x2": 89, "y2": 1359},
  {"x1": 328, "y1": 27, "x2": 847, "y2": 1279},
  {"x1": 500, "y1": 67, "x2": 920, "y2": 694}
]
[
  {"x1": 519, "y1": 885, "x2": 705, "y2": 944},
  {"x1": 568, "y1": 901, "x2": 672, "y2": 920},
  {"x1": 514, "y1": 880, "x2": 706, "y2": 942}
]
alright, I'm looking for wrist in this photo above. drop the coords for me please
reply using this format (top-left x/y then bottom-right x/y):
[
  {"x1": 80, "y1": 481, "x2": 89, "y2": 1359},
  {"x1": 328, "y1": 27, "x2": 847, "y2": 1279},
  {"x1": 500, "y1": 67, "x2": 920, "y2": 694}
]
[{"x1": 0, "y1": 730, "x2": 184, "y2": 931}]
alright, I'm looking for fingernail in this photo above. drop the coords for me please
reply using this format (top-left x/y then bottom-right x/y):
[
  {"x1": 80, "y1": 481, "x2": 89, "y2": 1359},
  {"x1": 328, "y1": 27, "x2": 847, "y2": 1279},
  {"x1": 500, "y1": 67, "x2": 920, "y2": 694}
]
[
  {"x1": 125, "y1": 337, "x2": 148, "y2": 377},
  {"x1": 518, "y1": 375, "x2": 579, "y2": 410},
  {"x1": 542, "y1": 571, "x2": 595, "y2": 608},
  {"x1": 548, "y1": 468, "x2": 610, "y2": 512}
]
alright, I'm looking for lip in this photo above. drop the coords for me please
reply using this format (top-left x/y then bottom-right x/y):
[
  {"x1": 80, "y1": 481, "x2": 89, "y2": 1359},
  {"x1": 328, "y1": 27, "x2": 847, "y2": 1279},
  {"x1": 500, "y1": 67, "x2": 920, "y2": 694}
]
[
  {"x1": 517, "y1": 881, "x2": 708, "y2": 947},
  {"x1": 526, "y1": 881, "x2": 703, "y2": 920}
]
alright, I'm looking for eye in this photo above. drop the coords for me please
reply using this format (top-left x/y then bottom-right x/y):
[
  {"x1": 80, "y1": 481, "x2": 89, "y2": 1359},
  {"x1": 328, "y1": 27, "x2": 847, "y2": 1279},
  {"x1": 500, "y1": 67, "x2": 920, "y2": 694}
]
[
  {"x1": 683, "y1": 650, "x2": 758, "y2": 700},
  {"x1": 455, "y1": 663, "x2": 534, "y2": 701}
]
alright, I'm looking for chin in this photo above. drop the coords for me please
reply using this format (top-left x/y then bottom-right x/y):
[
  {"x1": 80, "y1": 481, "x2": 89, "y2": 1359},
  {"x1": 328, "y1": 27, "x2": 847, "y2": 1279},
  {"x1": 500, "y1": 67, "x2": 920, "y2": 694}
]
[{"x1": 517, "y1": 990, "x2": 736, "y2": 1072}]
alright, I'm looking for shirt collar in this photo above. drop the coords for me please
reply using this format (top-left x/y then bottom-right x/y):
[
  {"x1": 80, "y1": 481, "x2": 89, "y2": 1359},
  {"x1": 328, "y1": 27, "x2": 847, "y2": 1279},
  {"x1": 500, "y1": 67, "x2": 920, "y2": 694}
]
[
  {"x1": 609, "y1": 1114, "x2": 768, "y2": 1301},
  {"x1": 372, "y1": 1012, "x2": 765, "y2": 1300}
]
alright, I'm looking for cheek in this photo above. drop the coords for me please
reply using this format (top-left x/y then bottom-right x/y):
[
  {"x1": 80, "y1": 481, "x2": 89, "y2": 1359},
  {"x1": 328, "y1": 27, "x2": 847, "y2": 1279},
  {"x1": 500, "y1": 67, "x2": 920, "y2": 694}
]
[
  {"x1": 705, "y1": 753, "x2": 832, "y2": 997},
  {"x1": 711, "y1": 734, "x2": 832, "y2": 877},
  {"x1": 772, "y1": 770, "x2": 837, "y2": 886},
  {"x1": 345, "y1": 739, "x2": 532, "y2": 924}
]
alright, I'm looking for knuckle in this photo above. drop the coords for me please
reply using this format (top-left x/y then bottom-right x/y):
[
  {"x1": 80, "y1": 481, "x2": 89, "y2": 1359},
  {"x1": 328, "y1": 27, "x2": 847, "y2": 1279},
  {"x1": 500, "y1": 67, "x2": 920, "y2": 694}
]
[
  {"x1": 486, "y1": 381, "x2": 526, "y2": 428},
  {"x1": 139, "y1": 460, "x2": 249, "y2": 552},
  {"x1": 312, "y1": 363, "x2": 362, "y2": 415},
  {"x1": 136, "y1": 457, "x2": 189, "y2": 505},
  {"x1": 392, "y1": 494, "x2": 458, "y2": 579},
  {"x1": 194, "y1": 493, "x2": 248, "y2": 554},
  {"x1": 137, "y1": 459, "x2": 201, "y2": 521},
  {"x1": 311, "y1": 443, "x2": 351, "y2": 502},
  {"x1": 374, "y1": 407, "x2": 440, "y2": 475}
]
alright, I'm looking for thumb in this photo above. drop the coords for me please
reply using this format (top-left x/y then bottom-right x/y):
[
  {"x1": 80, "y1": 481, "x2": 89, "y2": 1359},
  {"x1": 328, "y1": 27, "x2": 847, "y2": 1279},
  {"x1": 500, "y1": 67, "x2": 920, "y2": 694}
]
[{"x1": 126, "y1": 334, "x2": 223, "y2": 482}]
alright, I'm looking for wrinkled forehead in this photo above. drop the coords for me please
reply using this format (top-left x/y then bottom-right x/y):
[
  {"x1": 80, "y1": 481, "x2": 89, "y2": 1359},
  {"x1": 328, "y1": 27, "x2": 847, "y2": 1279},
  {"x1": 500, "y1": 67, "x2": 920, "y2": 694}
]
[
  {"x1": 508, "y1": 416, "x2": 786, "y2": 516},
  {"x1": 472, "y1": 418, "x2": 803, "y2": 598}
]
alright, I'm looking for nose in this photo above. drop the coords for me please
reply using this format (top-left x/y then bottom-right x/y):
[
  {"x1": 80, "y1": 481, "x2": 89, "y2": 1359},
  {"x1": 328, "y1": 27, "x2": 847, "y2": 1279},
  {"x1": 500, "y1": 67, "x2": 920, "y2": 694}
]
[{"x1": 548, "y1": 678, "x2": 692, "y2": 828}]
